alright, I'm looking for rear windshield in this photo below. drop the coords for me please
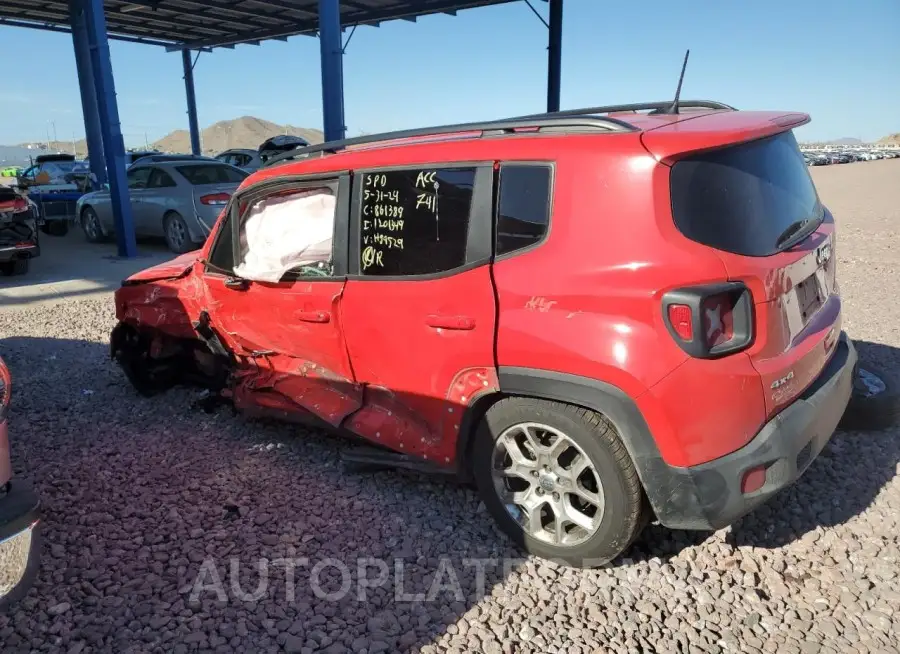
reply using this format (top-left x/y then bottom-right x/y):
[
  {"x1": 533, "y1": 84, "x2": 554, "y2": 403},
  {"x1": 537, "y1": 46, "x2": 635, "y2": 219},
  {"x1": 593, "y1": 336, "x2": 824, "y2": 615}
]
[
  {"x1": 176, "y1": 164, "x2": 248, "y2": 185},
  {"x1": 670, "y1": 131, "x2": 822, "y2": 257}
]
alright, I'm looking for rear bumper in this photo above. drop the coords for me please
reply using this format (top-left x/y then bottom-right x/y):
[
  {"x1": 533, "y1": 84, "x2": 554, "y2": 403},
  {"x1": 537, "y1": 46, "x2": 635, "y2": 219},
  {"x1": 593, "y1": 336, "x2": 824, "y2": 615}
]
[
  {"x1": 648, "y1": 332, "x2": 857, "y2": 530},
  {"x1": 0, "y1": 479, "x2": 41, "y2": 610},
  {"x1": 0, "y1": 244, "x2": 39, "y2": 263}
]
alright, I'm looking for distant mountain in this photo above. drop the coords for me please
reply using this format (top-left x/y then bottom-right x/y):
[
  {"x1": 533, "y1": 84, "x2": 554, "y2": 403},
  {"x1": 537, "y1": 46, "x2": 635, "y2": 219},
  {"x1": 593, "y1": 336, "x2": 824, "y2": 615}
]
[
  {"x1": 152, "y1": 116, "x2": 324, "y2": 154},
  {"x1": 831, "y1": 137, "x2": 863, "y2": 145},
  {"x1": 0, "y1": 145, "x2": 36, "y2": 167},
  {"x1": 878, "y1": 133, "x2": 900, "y2": 145}
]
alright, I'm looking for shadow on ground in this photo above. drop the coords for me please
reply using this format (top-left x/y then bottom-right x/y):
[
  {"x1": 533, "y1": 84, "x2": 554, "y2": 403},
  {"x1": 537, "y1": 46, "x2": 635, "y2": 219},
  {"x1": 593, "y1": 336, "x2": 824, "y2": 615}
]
[
  {"x1": 0, "y1": 230, "x2": 172, "y2": 309},
  {"x1": 0, "y1": 334, "x2": 897, "y2": 651}
]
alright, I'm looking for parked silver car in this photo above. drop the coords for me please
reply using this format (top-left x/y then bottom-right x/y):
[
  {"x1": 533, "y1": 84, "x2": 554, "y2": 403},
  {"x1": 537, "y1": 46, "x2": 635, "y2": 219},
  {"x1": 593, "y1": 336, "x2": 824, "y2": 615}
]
[
  {"x1": 214, "y1": 148, "x2": 262, "y2": 173},
  {"x1": 76, "y1": 157, "x2": 248, "y2": 253}
]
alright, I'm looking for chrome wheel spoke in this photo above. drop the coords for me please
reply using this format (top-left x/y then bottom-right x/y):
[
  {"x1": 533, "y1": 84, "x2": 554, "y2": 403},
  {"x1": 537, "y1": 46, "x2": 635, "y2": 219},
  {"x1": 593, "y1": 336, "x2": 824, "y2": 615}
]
[
  {"x1": 571, "y1": 483, "x2": 602, "y2": 508},
  {"x1": 490, "y1": 421, "x2": 606, "y2": 548},
  {"x1": 523, "y1": 497, "x2": 546, "y2": 533},
  {"x1": 545, "y1": 433, "x2": 570, "y2": 465},
  {"x1": 561, "y1": 497, "x2": 598, "y2": 533},
  {"x1": 498, "y1": 433, "x2": 537, "y2": 477}
]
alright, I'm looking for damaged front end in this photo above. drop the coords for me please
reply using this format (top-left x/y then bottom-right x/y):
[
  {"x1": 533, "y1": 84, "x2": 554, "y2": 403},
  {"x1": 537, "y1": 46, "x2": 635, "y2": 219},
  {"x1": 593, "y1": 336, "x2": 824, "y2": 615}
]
[{"x1": 111, "y1": 256, "x2": 233, "y2": 397}]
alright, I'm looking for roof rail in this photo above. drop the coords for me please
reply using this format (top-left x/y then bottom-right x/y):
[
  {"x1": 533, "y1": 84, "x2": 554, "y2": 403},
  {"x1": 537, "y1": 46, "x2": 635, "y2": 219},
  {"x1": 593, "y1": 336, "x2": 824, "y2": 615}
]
[
  {"x1": 262, "y1": 115, "x2": 637, "y2": 168},
  {"x1": 512, "y1": 100, "x2": 735, "y2": 120}
]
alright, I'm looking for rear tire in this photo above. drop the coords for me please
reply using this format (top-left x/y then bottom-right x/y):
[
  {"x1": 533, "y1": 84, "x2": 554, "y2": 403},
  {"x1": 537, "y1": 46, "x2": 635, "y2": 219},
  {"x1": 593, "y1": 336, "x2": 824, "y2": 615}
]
[
  {"x1": 44, "y1": 221, "x2": 69, "y2": 236},
  {"x1": 163, "y1": 211, "x2": 194, "y2": 254},
  {"x1": 0, "y1": 259, "x2": 29, "y2": 276},
  {"x1": 472, "y1": 397, "x2": 645, "y2": 568},
  {"x1": 839, "y1": 363, "x2": 900, "y2": 432}
]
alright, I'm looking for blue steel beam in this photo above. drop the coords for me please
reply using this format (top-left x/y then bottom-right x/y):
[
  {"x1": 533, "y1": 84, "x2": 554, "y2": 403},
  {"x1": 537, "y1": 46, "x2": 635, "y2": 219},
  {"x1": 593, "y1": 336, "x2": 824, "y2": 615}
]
[
  {"x1": 318, "y1": 0, "x2": 346, "y2": 142},
  {"x1": 0, "y1": 16, "x2": 179, "y2": 46},
  {"x1": 182, "y1": 50, "x2": 202, "y2": 155},
  {"x1": 546, "y1": 0, "x2": 563, "y2": 112},
  {"x1": 70, "y1": 4, "x2": 106, "y2": 189},
  {"x1": 82, "y1": 0, "x2": 137, "y2": 257}
]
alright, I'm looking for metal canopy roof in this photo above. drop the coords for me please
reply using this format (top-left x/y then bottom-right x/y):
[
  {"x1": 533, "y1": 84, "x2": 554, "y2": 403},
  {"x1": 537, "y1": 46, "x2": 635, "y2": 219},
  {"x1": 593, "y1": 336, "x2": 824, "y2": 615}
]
[{"x1": 0, "y1": 0, "x2": 517, "y2": 49}]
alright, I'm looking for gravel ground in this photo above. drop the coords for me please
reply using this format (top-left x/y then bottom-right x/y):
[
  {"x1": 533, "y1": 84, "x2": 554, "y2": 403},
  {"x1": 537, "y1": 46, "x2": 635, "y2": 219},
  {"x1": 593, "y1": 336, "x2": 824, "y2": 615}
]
[{"x1": 1, "y1": 160, "x2": 899, "y2": 653}]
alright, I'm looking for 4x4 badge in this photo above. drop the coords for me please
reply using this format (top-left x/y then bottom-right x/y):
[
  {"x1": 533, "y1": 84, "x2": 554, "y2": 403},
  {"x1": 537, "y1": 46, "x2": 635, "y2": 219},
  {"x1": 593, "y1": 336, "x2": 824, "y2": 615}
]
[
  {"x1": 771, "y1": 370, "x2": 795, "y2": 390},
  {"x1": 816, "y1": 243, "x2": 832, "y2": 266}
]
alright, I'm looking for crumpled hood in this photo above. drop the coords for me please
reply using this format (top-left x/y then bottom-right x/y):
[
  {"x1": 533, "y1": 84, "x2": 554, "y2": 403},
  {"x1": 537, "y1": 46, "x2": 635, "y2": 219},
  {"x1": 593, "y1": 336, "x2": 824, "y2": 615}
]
[{"x1": 123, "y1": 251, "x2": 201, "y2": 284}]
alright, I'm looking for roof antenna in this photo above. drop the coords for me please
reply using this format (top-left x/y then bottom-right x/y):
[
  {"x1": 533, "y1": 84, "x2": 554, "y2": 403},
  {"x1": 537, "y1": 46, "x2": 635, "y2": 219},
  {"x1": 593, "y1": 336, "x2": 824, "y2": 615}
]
[{"x1": 660, "y1": 49, "x2": 690, "y2": 115}]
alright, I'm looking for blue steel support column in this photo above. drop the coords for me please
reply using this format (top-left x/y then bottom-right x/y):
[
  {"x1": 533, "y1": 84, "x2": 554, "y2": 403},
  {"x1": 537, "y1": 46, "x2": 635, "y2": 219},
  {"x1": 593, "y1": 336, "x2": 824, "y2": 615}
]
[
  {"x1": 547, "y1": 0, "x2": 563, "y2": 113},
  {"x1": 182, "y1": 50, "x2": 202, "y2": 156},
  {"x1": 70, "y1": 1, "x2": 106, "y2": 189},
  {"x1": 83, "y1": 0, "x2": 137, "y2": 257},
  {"x1": 318, "y1": 0, "x2": 346, "y2": 142}
]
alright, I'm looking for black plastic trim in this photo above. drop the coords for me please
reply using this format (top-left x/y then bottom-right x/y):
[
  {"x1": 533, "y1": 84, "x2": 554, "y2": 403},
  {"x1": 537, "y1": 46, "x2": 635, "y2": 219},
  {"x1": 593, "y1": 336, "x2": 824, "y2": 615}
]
[
  {"x1": 511, "y1": 100, "x2": 735, "y2": 121},
  {"x1": 262, "y1": 116, "x2": 635, "y2": 167},
  {"x1": 661, "y1": 282, "x2": 754, "y2": 359},
  {"x1": 496, "y1": 366, "x2": 668, "y2": 504}
]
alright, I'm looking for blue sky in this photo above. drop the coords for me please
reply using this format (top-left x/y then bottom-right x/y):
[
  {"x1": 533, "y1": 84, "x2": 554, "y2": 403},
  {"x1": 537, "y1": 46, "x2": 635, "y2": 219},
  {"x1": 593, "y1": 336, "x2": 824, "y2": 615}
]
[{"x1": 1, "y1": 0, "x2": 898, "y2": 147}]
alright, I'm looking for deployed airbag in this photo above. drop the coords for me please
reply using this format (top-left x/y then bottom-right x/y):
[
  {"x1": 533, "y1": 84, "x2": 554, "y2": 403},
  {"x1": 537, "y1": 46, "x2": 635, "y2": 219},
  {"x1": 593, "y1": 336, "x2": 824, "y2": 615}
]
[{"x1": 234, "y1": 189, "x2": 335, "y2": 283}]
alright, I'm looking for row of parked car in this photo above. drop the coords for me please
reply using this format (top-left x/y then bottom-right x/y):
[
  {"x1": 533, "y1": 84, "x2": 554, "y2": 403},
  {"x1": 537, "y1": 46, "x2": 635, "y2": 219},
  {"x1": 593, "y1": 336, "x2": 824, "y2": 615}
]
[
  {"x1": 0, "y1": 135, "x2": 314, "y2": 276},
  {"x1": 802, "y1": 148, "x2": 899, "y2": 166}
]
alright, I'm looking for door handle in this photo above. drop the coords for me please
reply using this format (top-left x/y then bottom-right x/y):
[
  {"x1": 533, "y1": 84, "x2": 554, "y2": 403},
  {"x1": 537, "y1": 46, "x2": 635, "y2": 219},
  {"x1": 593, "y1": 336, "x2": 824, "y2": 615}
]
[
  {"x1": 426, "y1": 315, "x2": 476, "y2": 330},
  {"x1": 295, "y1": 310, "x2": 330, "y2": 323},
  {"x1": 223, "y1": 277, "x2": 250, "y2": 290}
]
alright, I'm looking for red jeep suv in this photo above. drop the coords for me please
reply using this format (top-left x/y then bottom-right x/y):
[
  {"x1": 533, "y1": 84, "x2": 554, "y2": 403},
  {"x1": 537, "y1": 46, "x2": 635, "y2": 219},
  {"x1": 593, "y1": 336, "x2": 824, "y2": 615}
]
[{"x1": 112, "y1": 101, "x2": 857, "y2": 566}]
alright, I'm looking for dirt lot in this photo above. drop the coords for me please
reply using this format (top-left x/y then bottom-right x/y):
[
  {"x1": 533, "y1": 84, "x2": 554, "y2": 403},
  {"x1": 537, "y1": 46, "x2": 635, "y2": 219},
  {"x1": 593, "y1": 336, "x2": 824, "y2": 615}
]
[{"x1": 0, "y1": 160, "x2": 898, "y2": 653}]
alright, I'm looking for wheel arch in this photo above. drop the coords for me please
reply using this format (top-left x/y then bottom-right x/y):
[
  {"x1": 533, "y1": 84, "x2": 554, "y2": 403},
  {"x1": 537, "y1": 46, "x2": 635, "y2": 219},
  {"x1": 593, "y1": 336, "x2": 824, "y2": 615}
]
[{"x1": 457, "y1": 367, "x2": 674, "y2": 520}]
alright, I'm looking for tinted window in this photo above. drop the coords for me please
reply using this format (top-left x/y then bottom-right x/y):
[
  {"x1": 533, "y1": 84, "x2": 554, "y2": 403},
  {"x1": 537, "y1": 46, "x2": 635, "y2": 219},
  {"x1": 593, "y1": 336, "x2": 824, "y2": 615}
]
[
  {"x1": 358, "y1": 167, "x2": 475, "y2": 276},
  {"x1": 176, "y1": 164, "x2": 248, "y2": 185},
  {"x1": 670, "y1": 131, "x2": 822, "y2": 257},
  {"x1": 127, "y1": 167, "x2": 151, "y2": 189},
  {"x1": 147, "y1": 168, "x2": 177, "y2": 188},
  {"x1": 496, "y1": 165, "x2": 551, "y2": 256}
]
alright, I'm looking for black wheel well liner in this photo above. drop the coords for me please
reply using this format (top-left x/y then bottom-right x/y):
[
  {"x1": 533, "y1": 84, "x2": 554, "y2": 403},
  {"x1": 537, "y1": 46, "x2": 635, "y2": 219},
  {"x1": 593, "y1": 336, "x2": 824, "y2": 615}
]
[{"x1": 457, "y1": 367, "x2": 682, "y2": 523}]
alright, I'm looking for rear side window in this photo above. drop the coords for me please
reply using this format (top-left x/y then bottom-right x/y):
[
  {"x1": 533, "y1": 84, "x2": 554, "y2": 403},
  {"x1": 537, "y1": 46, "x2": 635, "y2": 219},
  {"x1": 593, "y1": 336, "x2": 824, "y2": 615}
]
[
  {"x1": 670, "y1": 131, "x2": 822, "y2": 257},
  {"x1": 496, "y1": 164, "x2": 551, "y2": 256},
  {"x1": 177, "y1": 164, "x2": 248, "y2": 185},
  {"x1": 358, "y1": 167, "x2": 475, "y2": 276}
]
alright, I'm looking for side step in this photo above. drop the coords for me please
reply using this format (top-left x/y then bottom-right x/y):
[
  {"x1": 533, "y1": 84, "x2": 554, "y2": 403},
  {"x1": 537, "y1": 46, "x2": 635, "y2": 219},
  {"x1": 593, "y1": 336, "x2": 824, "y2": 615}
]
[{"x1": 341, "y1": 446, "x2": 453, "y2": 476}]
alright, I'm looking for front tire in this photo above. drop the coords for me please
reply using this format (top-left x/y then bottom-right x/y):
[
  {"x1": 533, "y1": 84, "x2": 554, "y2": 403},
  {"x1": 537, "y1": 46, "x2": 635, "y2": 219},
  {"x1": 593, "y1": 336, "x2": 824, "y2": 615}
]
[
  {"x1": 473, "y1": 397, "x2": 645, "y2": 568},
  {"x1": 81, "y1": 207, "x2": 105, "y2": 243}
]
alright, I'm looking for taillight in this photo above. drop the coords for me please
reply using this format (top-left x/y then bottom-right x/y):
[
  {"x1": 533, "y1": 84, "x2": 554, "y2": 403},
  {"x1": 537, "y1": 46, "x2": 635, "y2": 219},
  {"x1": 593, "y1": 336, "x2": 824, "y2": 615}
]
[
  {"x1": 666, "y1": 304, "x2": 693, "y2": 340},
  {"x1": 0, "y1": 196, "x2": 28, "y2": 214},
  {"x1": 200, "y1": 193, "x2": 230, "y2": 206},
  {"x1": 662, "y1": 282, "x2": 753, "y2": 358},
  {"x1": 0, "y1": 358, "x2": 10, "y2": 422}
]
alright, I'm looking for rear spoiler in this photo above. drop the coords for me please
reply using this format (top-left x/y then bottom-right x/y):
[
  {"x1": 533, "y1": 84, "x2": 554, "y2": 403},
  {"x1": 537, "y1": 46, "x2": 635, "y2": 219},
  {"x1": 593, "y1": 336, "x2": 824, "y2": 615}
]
[{"x1": 640, "y1": 111, "x2": 810, "y2": 164}]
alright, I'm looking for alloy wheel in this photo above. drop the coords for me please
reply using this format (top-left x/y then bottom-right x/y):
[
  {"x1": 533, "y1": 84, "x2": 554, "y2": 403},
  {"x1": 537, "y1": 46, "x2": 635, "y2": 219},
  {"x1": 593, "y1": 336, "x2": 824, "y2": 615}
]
[{"x1": 491, "y1": 422, "x2": 605, "y2": 547}]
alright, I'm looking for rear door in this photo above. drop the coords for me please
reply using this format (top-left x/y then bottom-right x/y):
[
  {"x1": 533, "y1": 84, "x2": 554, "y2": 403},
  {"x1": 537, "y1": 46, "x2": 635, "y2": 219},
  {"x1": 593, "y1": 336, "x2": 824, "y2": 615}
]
[
  {"x1": 201, "y1": 173, "x2": 362, "y2": 426},
  {"x1": 114, "y1": 166, "x2": 152, "y2": 234},
  {"x1": 668, "y1": 129, "x2": 839, "y2": 415},
  {"x1": 339, "y1": 164, "x2": 497, "y2": 465},
  {"x1": 143, "y1": 167, "x2": 179, "y2": 236}
]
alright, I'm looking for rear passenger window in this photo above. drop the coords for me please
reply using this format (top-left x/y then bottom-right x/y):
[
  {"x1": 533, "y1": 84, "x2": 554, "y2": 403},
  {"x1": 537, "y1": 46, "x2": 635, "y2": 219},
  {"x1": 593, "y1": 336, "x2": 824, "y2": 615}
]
[
  {"x1": 358, "y1": 167, "x2": 475, "y2": 276},
  {"x1": 496, "y1": 164, "x2": 552, "y2": 257}
]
